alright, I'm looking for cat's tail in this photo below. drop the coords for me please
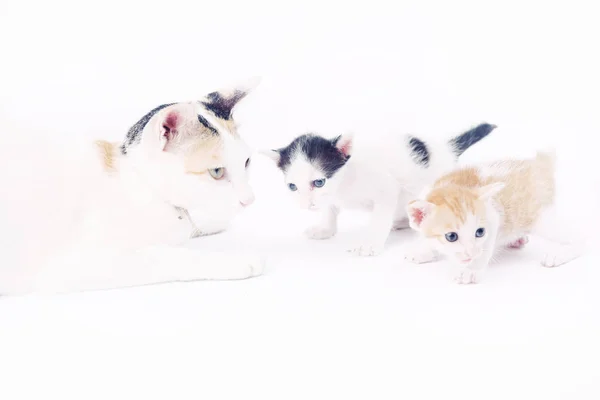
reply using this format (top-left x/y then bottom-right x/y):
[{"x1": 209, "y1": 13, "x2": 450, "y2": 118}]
[{"x1": 448, "y1": 122, "x2": 497, "y2": 157}]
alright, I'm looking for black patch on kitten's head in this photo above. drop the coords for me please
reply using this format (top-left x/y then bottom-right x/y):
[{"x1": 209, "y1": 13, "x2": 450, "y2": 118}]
[
  {"x1": 121, "y1": 102, "x2": 175, "y2": 155},
  {"x1": 408, "y1": 136, "x2": 429, "y2": 167},
  {"x1": 275, "y1": 133, "x2": 351, "y2": 178}
]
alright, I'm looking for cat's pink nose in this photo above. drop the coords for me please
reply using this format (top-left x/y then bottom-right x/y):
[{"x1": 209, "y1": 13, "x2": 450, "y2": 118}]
[{"x1": 239, "y1": 194, "x2": 255, "y2": 207}]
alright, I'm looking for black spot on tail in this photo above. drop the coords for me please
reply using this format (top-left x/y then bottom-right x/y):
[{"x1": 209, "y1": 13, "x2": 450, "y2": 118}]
[
  {"x1": 408, "y1": 136, "x2": 429, "y2": 167},
  {"x1": 449, "y1": 123, "x2": 497, "y2": 157}
]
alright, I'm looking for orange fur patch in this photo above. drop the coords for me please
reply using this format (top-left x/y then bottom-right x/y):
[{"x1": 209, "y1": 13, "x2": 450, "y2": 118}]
[
  {"x1": 184, "y1": 135, "x2": 224, "y2": 174},
  {"x1": 95, "y1": 140, "x2": 118, "y2": 172}
]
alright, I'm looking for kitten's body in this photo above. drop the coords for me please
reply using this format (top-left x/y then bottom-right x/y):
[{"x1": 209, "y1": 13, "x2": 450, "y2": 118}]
[
  {"x1": 406, "y1": 151, "x2": 583, "y2": 284},
  {"x1": 0, "y1": 79, "x2": 264, "y2": 296},
  {"x1": 264, "y1": 123, "x2": 496, "y2": 256}
]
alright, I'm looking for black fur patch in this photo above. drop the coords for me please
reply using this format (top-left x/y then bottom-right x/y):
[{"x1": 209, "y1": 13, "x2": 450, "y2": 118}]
[
  {"x1": 408, "y1": 136, "x2": 429, "y2": 167},
  {"x1": 201, "y1": 90, "x2": 246, "y2": 120},
  {"x1": 197, "y1": 114, "x2": 219, "y2": 135},
  {"x1": 449, "y1": 123, "x2": 497, "y2": 157},
  {"x1": 275, "y1": 134, "x2": 350, "y2": 178},
  {"x1": 121, "y1": 103, "x2": 175, "y2": 154}
]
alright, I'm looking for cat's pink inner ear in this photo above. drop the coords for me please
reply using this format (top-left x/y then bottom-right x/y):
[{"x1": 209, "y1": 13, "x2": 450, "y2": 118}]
[
  {"x1": 162, "y1": 111, "x2": 180, "y2": 141},
  {"x1": 407, "y1": 200, "x2": 432, "y2": 229},
  {"x1": 413, "y1": 208, "x2": 425, "y2": 225},
  {"x1": 336, "y1": 134, "x2": 353, "y2": 157}
]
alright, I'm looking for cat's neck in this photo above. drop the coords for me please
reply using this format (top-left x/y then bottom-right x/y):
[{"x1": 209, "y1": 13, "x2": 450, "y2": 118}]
[{"x1": 99, "y1": 146, "x2": 178, "y2": 215}]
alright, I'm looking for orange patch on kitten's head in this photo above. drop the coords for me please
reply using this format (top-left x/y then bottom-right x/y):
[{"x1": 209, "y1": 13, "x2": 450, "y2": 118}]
[
  {"x1": 407, "y1": 173, "x2": 504, "y2": 240},
  {"x1": 426, "y1": 184, "x2": 480, "y2": 224}
]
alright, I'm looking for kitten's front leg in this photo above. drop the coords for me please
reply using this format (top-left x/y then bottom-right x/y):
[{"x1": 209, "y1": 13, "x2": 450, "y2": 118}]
[
  {"x1": 454, "y1": 236, "x2": 497, "y2": 285},
  {"x1": 404, "y1": 238, "x2": 439, "y2": 264},
  {"x1": 305, "y1": 205, "x2": 339, "y2": 240},
  {"x1": 349, "y1": 201, "x2": 396, "y2": 257}
]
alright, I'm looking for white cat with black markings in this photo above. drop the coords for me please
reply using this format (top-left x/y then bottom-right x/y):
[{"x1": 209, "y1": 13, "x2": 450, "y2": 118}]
[
  {"x1": 0, "y1": 78, "x2": 265, "y2": 296},
  {"x1": 262, "y1": 123, "x2": 496, "y2": 256}
]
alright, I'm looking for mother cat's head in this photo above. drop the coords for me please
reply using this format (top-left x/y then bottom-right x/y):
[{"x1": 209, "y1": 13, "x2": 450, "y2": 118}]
[{"x1": 120, "y1": 78, "x2": 259, "y2": 212}]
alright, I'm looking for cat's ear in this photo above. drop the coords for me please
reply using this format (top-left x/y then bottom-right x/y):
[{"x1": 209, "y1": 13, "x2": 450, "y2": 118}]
[
  {"x1": 159, "y1": 109, "x2": 182, "y2": 143},
  {"x1": 332, "y1": 133, "x2": 354, "y2": 157},
  {"x1": 406, "y1": 199, "x2": 434, "y2": 230},
  {"x1": 477, "y1": 182, "x2": 505, "y2": 200},
  {"x1": 259, "y1": 149, "x2": 281, "y2": 164},
  {"x1": 201, "y1": 77, "x2": 261, "y2": 120}
]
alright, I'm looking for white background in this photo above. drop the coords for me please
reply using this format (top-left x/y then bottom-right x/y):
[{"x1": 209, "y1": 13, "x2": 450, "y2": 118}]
[{"x1": 1, "y1": 1, "x2": 600, "y2": 399}]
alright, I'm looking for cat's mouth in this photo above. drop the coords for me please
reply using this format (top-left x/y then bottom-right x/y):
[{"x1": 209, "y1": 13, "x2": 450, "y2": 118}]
[{"x1": 459, "y1": 258, "x2": 472, "y2": 264}]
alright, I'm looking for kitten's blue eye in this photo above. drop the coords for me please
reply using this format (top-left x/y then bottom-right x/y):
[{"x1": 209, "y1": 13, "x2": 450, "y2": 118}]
[
  {"x1": 288, "y1": 183, "x2": 298, "y2": 191},
  {"x1": 475, "y1": 228, "x2": 486, "y2": 238},
  {"x1": 313, "y1": 179, "x2": 326, "y2": 188},
  {"x1": 445, "y1": 232, "x2": 459, "y2": 242}
]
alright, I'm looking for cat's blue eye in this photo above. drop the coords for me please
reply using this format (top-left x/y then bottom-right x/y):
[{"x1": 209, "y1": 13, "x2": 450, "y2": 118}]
[
  {"x1": 313, "y1": 178, "x2": 326, "y2": 188},
  {"x1": 288, "y1": 183, "x2": 298, "y2": 191},
  {"x1": 445, "y1": 232, "x2": 459, "y2": 242},
  {"x1": 475, "y1": 228, "x2": 486, "y2": 238}
]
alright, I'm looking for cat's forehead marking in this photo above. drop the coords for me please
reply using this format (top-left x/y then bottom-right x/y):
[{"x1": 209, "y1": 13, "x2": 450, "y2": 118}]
[
  {"x1": 200, "y1": 90, "x2": 245, "y2": 120},
  {"x1": 277, "y1": 134, "x2": 349, "y2": 178},
  {"x1": 196, "y1": 105, "x2": 239, "y2": 139},
  {"x1": 184, "y1": 135, "x2": 223, "y2": 173}
]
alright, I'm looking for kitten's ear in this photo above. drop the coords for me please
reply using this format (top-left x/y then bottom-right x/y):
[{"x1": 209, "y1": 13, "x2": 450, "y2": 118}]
[
  {"x1": 406, "y1": 200, "x2": 434, "y2": 230},
  {"x1": 332, "y1": 133, "x2": 354, "y2": 157},
  {"x1": 259, "y1": 149, "x2": 281, "y2": 164},
  {"x1": 201, "y1": 77, "x2": 261, "y2": 120},
  {"x1": 477, "y1": 182, "x2": 505, "y2": 200}
]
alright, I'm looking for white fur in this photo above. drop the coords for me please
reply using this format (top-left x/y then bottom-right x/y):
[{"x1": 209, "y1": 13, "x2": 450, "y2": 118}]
[
  {"x1": 0, "y1": 80, "x2": 265, "y2": 296},
  {"x1": 266, "y1": 132, "x2": 465, "y2": 256}
]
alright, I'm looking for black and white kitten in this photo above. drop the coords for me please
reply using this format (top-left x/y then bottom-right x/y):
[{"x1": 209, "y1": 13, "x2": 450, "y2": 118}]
[{"x1": 262, "y1": 123, "x2": 497, "y2": 256}]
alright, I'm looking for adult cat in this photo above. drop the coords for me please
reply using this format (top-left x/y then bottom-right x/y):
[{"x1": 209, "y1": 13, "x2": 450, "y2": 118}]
[{"x1": 0, "y1": 79, "x2": 264, "y2": 295}]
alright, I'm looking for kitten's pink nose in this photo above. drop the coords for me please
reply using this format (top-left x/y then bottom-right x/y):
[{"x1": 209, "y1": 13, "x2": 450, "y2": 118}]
[{"x1": 239, "y1": 194, "x2": 255, "y2": 207}]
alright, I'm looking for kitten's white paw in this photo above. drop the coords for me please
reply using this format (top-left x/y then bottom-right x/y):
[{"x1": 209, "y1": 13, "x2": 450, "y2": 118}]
[
  {"x1": 348, "y1": 243, "x2": 384, "y2": 257},
  {"x1": 404, "y1": 248, "x2": 438, "y2": 264},
  {"x1": 454, "y1": 268, "x2": 482, "y2": 284},
  {"x1": 305, "y1": 225, "x2": 336, "y2": 240},
  {"x1": 540, "y1": 244, "x2": 583, "y2": 268}
]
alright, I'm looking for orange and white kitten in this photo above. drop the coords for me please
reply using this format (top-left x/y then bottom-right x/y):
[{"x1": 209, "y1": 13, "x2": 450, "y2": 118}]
[{"x1": 404, "y1": 150, "x2": 584, "y2": 284}]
